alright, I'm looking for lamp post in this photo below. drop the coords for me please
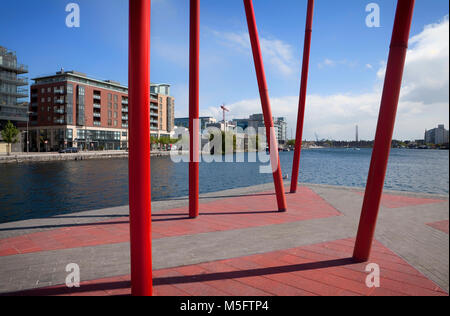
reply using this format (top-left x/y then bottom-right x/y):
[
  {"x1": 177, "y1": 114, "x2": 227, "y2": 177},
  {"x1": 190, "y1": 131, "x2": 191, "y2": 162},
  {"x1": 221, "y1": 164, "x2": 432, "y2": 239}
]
[{"x1": 26, "y1": 111, "x2": 32, "y2": 154}]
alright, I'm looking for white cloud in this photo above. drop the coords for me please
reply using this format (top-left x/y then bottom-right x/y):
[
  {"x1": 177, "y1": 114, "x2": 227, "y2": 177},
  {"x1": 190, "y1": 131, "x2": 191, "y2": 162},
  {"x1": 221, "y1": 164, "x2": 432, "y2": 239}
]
[
  {"x1": 318, "y1": 58, "x2": 359, "y2": 69},
  {"x1": 219, "y1": 17, "x2": 449, "y2": 141},
  {"x1": 211, "y1": 30, "x2": 298, "y2": 78}
]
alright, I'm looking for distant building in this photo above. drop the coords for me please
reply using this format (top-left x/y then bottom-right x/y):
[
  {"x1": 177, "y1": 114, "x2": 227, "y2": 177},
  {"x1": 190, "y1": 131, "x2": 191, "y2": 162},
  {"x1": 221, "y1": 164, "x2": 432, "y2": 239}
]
[
  {"x1": 0, "y1": 46, "x2": 28, "y2": 126},
  {"x1": 205, "y1": 121, "x2": 236, "y2": 133},
  {"x1": 24, "y1": 70, "x2": 175, "y2": 152},
  {"x1": 425, "y1": 125, "x2": 449, "y2": 145},
  {"x1": 175, "y1": 116, "x2": 217, "y2": 130},
  {"x1": 232, "y1": 114, "x2": 287, "y2": 144},
  {"x1": 0, "y1": 46, "x2": 29, "y2": 153}
]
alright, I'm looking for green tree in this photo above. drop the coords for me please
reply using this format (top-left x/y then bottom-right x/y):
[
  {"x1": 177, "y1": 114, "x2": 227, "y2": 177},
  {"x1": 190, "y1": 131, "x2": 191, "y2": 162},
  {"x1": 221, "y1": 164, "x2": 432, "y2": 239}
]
[{"x1": 1, "y1": 121, "x2": 20, "y2": 156}]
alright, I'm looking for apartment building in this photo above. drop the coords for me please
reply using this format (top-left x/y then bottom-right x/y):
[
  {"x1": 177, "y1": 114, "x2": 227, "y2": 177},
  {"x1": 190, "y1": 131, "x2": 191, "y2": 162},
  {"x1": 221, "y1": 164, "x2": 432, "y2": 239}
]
[{"x1": 26, "y1": 70, "x2": 175, "y2": 152}]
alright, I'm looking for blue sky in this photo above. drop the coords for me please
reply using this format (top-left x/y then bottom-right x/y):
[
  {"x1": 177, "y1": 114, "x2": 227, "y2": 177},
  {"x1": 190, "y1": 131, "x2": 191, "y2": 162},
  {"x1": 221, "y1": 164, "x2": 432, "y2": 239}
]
[{"x1": 1, "y1": 0, "x2": 448, "y2": 140}]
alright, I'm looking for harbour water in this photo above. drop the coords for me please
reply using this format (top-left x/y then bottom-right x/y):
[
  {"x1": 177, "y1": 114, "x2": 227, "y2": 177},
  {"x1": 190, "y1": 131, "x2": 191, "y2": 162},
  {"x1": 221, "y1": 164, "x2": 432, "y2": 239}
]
[{"x1": 0, "y1": 148, "x2": 448, "y2": 223}]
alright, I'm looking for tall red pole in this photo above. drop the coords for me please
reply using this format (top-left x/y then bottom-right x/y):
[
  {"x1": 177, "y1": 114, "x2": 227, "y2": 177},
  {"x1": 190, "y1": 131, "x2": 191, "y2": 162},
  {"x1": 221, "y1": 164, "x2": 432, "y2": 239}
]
[
  {"x1": 244, "y1": 0, "x2": 287, "y2": 212},
  {"x1": 290, "y1": 0, "x2": 314, "y2": 194},
  {"x1": 128, "y1": 0, "x2": 152, "y2": 296},
  {"x1": 353, "y1": 0, "x2": 415, "y2": 262},
  {"x1": 189, "y1": 0, "x2": 200, "y2": 218}
]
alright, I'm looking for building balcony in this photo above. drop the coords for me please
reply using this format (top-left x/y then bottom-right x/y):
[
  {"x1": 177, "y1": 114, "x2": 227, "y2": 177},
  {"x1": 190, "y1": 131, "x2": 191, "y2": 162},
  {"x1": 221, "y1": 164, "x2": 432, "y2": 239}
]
[
  {"x1": 54, "y1": 108, "x2": 65, "y2": 114},
  {"x1": 122, "y1": 100, "x2": 128, "y2": 105},
  {"x1": 122, "y1": 124, "x2": 128, "y2": 128},
  {"x1": 93, "y1": 121, "x2": 101, "y2": 127},
  {"x1": 30, "y1": 103, "x2": 38, "y2": 108},
  {"x1": 93, "y1": 95, "x2": 101, "y2": 100},
  {"x1": 93, "y1": 104, "x2": 101, "y2": 109},
  {"x1": 122, "y1": 115, "x2": 128, "y2": 120},
  {"x1": 0, "y1": 87, "x2": 28, "y2": 98},
  {"x1": 54, "y1": 119, "x2": 65, "y2": 124},
  {"x1": 0, "y1": 76, "x2": 28, "y2": 86},
  {"x1": 93, "y1": 113, "x2": 101, "y2": 118},
  {"x1": 55, "y1": 99, "x2": 65, "y2": 105},
  {"x1": 122, "y1": 107, "x2": 128, "y2": 113},
  {"x1": 0, "y1": 61, "x2": 28, "y2": 74},
  {"x1": 150, "y1": 104, "x2": 158, "y2": 111},
  {"x1": 54, "y1": 89, "x2": 65, "y2": 94}
]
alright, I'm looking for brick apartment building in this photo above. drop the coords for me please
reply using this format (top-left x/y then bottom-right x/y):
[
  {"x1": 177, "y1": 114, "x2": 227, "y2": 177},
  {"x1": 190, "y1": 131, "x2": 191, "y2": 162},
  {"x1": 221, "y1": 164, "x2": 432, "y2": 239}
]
[{"x1": 25, "y1": 70, "x2": 174, "y2": 152}]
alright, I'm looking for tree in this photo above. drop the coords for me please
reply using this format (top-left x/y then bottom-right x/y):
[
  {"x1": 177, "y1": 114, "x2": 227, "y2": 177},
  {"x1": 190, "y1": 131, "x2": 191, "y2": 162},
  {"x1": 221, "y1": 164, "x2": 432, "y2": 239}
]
[{"x1": 1, "y1": 121, "x2": 20, "y2": 156}]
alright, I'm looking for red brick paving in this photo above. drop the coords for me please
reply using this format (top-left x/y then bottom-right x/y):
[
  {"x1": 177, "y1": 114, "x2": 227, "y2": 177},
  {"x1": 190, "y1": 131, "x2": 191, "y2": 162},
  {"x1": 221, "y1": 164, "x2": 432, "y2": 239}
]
[
  {"x1": 0, "y1": 187, "x2": 340, "y2": 257},
  {"x1": 5, "y1": 238, "x2": 447, "y2": 296},
  {"x1": 355, "y1": 192, "x2": 444, "y2": 209},
  {"x1": 427, "y1": 220, "x2": 449, "y2": 234}
]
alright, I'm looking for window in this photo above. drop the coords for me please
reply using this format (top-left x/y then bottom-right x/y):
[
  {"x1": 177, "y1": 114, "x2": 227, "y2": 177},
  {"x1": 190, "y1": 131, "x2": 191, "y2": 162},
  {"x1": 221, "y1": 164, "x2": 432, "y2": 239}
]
[
  {"x1": 41, "y1": 88, "x2": 45, "y2": 94},
  {"x1": 114, "y1": 103, "x2": 118, "y2": 110},
  {"x1": 114, "y1": 95, "x2": 118, "y2": 102},
  {"x1": 108, "y1": 93, "x2": 112, "y2": 101},
  {"x1": 114, "y1": 112, "x2": 118, "y2": 119},
  {"x1": 108, "y1": 102, "x2": 112, "y2": 109},
  {"x1": 47, "y1": 87, "x2": 51, "y2": 93},
  {"x1": 48, "y1": 97, "x2": 51, "y2": 102},
  {"x1": 41, "y1": 98, "x2": 45, "y2": 103},
  {"x1": 108, "y1": 111, "x2": 112, "y2": 118},
  {"x1": 114, "y1": 120, "x2": 118, "y2": 127},
  {"x1": 108, "y1": 119, "x2": 112, "y2": 126}
]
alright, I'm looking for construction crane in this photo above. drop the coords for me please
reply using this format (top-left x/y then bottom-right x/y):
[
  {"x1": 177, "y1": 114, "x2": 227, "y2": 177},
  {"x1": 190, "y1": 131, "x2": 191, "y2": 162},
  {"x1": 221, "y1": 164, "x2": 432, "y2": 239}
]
[{"x1": 220, "y1": 104, "x2": 230, "y2": 132}]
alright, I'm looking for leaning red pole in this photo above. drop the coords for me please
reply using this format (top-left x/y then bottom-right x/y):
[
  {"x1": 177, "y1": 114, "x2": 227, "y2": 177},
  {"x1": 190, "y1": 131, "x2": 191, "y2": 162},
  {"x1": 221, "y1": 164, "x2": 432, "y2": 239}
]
[
  {"x1": 189, "y1": 0, "x2": 200, "y2": 218},
  {"x1": 128, "y1": 0, "x2": 153, "y2": 296},
  {"x1": 290, "y1": 0, "x2": 314, "y2": 193},
  {"x1": 353, "y1": 0, "x2": 415, "y2": 262},
  {"x1": 244, "y1": 0, "x2": 287, "y2": 212}
]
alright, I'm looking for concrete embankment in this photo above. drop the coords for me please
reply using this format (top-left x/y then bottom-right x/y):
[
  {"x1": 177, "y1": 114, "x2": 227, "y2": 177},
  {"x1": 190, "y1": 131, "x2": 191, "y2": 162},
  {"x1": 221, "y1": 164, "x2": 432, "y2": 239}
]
[{"x1": 0, "y1": 150, "x2": 171, "y2": 164}]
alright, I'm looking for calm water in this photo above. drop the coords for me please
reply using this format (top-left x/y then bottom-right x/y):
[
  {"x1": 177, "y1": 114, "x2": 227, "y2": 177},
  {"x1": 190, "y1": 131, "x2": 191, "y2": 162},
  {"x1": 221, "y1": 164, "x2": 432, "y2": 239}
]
[{"x1": 0, "y1": 149, "x2": 448, "y2": 223}]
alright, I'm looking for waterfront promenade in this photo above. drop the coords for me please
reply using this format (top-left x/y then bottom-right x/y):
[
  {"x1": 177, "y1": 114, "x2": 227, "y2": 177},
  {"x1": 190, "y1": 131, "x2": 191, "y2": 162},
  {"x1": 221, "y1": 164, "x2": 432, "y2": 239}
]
[
  {"x1": 0, "y1": 150, "x2": 171, "y2": 164},
  {"x1": 0, "y1": 182, "x2": 448, "y2": 296}
]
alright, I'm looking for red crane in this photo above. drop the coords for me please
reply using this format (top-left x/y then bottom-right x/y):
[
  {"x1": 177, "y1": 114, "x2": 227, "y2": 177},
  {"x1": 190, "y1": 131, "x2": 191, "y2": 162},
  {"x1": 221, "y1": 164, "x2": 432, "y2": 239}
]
[{"x1": 220, "y1": 104, "x2": 230, "y2": 132}]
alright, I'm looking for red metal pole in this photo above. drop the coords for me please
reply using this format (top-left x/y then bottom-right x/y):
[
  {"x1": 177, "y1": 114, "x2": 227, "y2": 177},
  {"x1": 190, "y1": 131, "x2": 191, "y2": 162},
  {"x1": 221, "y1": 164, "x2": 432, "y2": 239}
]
[
  {"x1": 353, "y1": 0, "x2": 415, "y2": 262},
  {"x1": 189, "y1": 0, "x2": 200, "y2": 218},
  {"x1": 244, "y1": 0, "x2": 287, "y2": 212},
  {"x1": 290, "y1": 0, "x2": 314, "y2": 194},
  {"x1": 128, "y1": 0, "x2": 152, "y2": 296}
]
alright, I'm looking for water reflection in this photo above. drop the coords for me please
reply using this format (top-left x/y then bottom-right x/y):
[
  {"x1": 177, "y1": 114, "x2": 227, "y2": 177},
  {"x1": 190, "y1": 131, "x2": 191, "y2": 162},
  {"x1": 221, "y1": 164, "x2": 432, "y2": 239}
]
[{"x1": 0, "y1": 149, "x2": 448, "y2": 223}]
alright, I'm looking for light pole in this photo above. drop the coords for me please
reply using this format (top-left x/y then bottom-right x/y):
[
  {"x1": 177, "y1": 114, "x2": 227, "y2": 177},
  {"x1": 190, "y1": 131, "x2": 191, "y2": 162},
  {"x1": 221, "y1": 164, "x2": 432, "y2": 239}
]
[{"x1": 26, "y1": 111, "x2": 32, "y2": 154}]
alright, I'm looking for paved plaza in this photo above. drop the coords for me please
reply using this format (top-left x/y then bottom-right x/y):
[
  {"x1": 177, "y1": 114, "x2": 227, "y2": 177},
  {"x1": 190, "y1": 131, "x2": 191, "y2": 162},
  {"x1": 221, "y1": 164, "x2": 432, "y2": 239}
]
[{"x1": 0, "y1": 182, "x2": 448, "y2": 296}]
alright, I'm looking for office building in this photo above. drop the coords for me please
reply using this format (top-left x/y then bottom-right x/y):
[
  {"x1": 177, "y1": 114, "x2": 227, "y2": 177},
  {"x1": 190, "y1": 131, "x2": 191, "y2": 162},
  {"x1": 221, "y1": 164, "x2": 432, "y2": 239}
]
[
  {"x1": 233, "y1": 114, "x2": 287, "y2": 144},
  {"x1": 425, "y1": 125, "x2": 449, "y2": 145},
  {"x1": 174, "y1": 116, "x2": 217, "y2": 131}
]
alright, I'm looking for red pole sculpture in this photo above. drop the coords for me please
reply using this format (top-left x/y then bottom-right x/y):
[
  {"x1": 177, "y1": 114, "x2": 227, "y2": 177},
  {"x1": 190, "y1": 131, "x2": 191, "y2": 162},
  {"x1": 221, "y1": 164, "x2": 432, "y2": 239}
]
[
  {"x1": 353, "y1": 0, "x2": 415, "y2": 262},
  {"x1": 290, "y1": 0, "x2": 314, "y2": 194},
  {"x1": 128, "y1": 0, "x2": 153, "y2": 296},
  {"x1": 189, "y1": 0, "x2": 200, "y2": 218},
  {"x1": 244, "y1": 0, "x2": 287, "y2": 212}
]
